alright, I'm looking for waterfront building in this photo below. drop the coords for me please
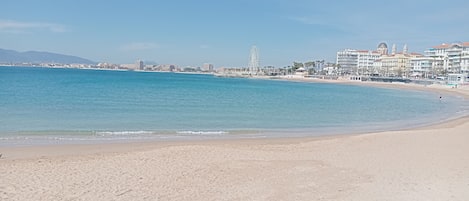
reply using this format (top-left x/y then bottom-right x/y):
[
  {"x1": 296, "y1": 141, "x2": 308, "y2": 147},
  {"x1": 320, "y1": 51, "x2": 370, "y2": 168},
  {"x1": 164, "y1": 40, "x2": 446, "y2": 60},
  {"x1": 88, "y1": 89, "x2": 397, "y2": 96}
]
[
  {"x1": 447, "y1": 73, "x2": 469, "y2": 85},
  {"x1": 155, "y1": 64, "x2": 178, "y2": 72},
  {"x1": 121, "y1": 63, "x2": 137, "y2": 69},
  {"x1": 409, "y1": 56, "x2": 434, "y2": 78},
  {"x1": 202, "y1": 63, "x2": 214, "y2": 72},
  {"x1": 136, "y1": 60, "x2": 144, "y2": 70},
  {"x1": 336, "y1": 49, "x2": 381, "y2": 75},
  {"x1": 336, "y1": 43, "x2": 421, "y2": 77},
  {"x1": 372, "y1": 59, "x2": 382, "y2": 76},
  {"x1": 424, "y1": 42, "x2": 469, "y2": 74},
  {"x1": 380, "y1": 52, "x2": 420, "y2": 77},
  {"x1": 336, "y1": 49, "x2": 357, "y2": 74}
]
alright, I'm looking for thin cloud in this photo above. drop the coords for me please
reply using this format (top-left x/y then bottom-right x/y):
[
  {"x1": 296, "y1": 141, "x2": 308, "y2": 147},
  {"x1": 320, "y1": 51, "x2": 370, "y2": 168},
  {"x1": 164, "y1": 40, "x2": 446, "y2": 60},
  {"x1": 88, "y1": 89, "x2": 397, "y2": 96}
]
[
  {"x1": 0, "y1": 19, "x2": 67, "y2": 33},
  {"x1": 119, "y1": 42, "x2": 159, "y2": 51}
]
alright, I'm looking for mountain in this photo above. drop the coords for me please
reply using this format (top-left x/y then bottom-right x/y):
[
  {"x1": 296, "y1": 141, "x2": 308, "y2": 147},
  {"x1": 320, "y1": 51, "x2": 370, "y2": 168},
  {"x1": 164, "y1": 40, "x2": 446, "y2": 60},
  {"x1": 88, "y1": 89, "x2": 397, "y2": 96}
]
[{"x1": 0, "y1": 48, "x2": 96, "y2": 64}]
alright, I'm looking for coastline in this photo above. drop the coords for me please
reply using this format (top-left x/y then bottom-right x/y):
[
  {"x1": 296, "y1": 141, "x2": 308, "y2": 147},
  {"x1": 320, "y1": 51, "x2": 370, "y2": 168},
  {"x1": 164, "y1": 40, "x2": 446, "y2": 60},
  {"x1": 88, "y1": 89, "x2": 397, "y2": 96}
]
[{"x1": 1, "y1": 79, "x2": 469, "y2": 200}]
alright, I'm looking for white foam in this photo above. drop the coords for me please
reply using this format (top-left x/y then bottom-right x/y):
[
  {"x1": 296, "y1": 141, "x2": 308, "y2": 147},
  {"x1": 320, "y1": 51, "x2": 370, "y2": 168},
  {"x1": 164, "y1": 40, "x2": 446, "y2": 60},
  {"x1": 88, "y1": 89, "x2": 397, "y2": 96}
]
[
  {"x1": 176, "y1": 131, "x2": 229, "y2": 135},
  {"x1": 94, "y1": 131, "x2": 154, "y2": 136}
]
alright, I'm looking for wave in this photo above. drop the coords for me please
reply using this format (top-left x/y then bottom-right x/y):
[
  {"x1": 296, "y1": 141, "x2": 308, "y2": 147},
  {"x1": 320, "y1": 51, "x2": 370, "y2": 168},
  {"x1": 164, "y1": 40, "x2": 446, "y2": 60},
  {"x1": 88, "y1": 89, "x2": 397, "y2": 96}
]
[
  {"x1": 176, "y1": 130, "x2": 229, "y2": 135},
  {"x1": 95, "y1": 130, "x2": 230, "y2": 136},
  {"x1": 94, "y1": 131, "x2": 155, "y2": 136}
]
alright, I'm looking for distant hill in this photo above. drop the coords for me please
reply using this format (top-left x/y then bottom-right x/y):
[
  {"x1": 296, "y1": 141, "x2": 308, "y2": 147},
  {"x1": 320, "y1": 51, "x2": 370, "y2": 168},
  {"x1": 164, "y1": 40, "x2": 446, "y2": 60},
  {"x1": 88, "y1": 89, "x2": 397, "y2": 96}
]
[{"x1": 0, "y1": 48, "x2": 96, "y2": 64}]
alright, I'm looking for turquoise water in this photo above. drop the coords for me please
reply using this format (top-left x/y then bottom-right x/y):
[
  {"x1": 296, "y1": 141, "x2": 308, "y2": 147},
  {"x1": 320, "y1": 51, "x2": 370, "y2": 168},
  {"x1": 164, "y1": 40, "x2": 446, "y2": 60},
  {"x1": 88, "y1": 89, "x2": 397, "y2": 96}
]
[{"x1": 0, "y1": 66, "x2": 467, "y2": 145}]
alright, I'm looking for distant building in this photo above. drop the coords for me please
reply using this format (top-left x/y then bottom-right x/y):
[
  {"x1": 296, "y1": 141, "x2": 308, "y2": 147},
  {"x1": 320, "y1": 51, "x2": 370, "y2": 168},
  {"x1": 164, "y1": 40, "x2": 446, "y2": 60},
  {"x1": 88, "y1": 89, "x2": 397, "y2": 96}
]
[
  {"x1": 155, "y1": 64, "x2": 178, "y2": 72},
  {"x1": 409, "y1": 56, "x2": 434, "y2": 77},
  {"x1": 120, "y1": 63, "x2": 136, "y2": 69},
  {"x1": 424, "y1": 42, "x2": 469, "y2": 74},
  {"x1": 371, "y1": 58, "x2": 382, "y2": 75},
  {"x1": 136, "y1": 60, "x2": 144, "y2": 70},
  {"x1": 336, "y1": 49, "x2": 381, "y2": 75},
  {"x1": 380, "y1": 52, "x2": 419, "y2": 77},
  {"x1": 202, "y1": 63, "x2": 214, "y2": 72},
  {"x1": 337, "y1": 43, "x2": 429, "y2": 77},
  {"x1": 169, "y1": 65, "x2": 176, "y2": 72}
]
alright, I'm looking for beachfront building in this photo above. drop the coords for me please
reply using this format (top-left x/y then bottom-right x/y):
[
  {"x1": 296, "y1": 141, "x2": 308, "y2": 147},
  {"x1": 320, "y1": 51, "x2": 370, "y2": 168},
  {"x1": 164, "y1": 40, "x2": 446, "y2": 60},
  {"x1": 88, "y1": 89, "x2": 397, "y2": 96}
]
[
  {"x1": 336, "y1": 49, "x2": 381, "y2": 75},
  {"x1": 335, "y1": 41, "x2": 469, "y2": 78},
  {"x1": 409, "y1": 56, "x2": 434, "y2": 78},
  {"x1": 372, "y1": 59, "x2": 382, "y2": 76},
  {"x1": 380, "y1": 52, "x2": 421, "y2": 77},
  {"x1": 447, "y1": 73, "x2": 469, "y2": 85},
  {"x1": 424, "y1": 42, "x2": 469, "y2": 74},
  {"x1": 336, "y1": 49, "x2": 357, "y2": 74}
]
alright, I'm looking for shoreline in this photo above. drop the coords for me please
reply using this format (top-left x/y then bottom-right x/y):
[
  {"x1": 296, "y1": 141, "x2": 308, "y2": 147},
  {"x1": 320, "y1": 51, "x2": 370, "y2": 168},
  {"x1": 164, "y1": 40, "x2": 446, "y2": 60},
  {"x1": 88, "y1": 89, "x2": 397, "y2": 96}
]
[
  {"x1": 1, "y1": 77, "x2": 469, "y2": 156},
  {"x1": 2, "y1": 75, "x2": 468, "y2": 147},
  {"x1": 2, "y1": 112, "x2": 469, "y2": 161},
  {"x1": 1, "y1": 78, "x2": 469, "y2": 200}
]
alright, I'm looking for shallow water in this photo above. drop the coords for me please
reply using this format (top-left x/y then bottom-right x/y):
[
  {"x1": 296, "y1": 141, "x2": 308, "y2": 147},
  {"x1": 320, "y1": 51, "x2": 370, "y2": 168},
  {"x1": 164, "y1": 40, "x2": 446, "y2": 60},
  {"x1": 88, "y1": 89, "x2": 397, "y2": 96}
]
[{"x1": 0, "y1": 66, "x2": 467, "y2": 145}]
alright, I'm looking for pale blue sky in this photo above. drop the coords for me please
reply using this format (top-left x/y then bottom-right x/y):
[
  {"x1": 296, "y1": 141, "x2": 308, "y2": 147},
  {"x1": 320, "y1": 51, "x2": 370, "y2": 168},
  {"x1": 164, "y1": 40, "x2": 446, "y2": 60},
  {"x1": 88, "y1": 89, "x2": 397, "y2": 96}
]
[{"x1": 1, "y1": 0, "x2": 468, "y2": 67}]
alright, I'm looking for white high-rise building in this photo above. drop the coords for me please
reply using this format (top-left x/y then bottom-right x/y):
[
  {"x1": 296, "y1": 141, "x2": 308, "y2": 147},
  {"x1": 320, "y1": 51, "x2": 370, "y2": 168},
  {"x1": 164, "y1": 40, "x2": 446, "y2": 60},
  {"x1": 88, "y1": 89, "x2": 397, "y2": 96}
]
[
  {"x1": 409, "y1": 56, "x2": 434, "y2": 77},
  {"x1": 202, "y1": 63, "x2": 214, "y2": 72},
  {"x1": 336, "y1": 49, "x2": 381, "y2": 75},
  {"x1": 424, "y1": 42, "x2": 469, "y2": 74}
]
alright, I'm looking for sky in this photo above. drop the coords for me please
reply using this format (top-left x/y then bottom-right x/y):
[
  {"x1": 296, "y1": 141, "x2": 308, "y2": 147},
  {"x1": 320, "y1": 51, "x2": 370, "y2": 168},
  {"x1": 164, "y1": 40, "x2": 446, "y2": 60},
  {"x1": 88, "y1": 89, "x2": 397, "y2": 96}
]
[{"x1": 1, "y1": 0, "x2": 468, "y2": 67}]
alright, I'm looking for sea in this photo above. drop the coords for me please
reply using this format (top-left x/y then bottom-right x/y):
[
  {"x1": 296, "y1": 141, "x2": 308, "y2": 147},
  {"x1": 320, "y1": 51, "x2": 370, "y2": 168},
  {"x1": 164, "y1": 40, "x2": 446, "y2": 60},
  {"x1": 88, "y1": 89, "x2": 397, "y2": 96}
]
[{"x1": 1, "y1": 66, "x2": 468, "y2": 146}]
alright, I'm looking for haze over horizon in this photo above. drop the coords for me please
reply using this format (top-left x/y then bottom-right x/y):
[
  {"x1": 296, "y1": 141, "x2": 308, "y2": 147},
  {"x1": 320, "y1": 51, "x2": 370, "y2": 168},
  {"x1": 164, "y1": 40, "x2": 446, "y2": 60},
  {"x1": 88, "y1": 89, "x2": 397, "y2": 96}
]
[{"x1": 1, "y1": 0, "x2": 468, "y2": 67}]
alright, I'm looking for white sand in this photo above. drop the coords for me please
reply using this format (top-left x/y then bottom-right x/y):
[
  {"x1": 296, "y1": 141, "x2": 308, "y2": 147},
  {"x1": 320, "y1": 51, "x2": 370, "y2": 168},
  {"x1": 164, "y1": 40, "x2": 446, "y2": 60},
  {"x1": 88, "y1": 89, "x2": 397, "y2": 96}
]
[{"x1": 1, "y1": 81, "x2": 468, "y2": 201}]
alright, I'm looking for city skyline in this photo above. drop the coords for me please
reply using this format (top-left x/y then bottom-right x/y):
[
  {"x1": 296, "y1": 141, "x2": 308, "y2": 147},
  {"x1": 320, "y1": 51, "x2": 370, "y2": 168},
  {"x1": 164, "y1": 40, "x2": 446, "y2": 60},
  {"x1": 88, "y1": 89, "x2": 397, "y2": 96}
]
[{"x1": 1, "y1": 0, "x2": 468, "y2": 67}]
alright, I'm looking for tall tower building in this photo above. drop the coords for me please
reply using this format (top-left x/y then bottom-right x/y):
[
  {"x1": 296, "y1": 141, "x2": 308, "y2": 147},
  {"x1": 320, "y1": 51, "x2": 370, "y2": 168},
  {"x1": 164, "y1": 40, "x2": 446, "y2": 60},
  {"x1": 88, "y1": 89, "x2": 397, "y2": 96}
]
[
  {"x1": 403, "y1": 44, "x2": 408, "y2": 54},
  {"x1": 248, "y1": 46, "x2": 259, "y2": 74}
]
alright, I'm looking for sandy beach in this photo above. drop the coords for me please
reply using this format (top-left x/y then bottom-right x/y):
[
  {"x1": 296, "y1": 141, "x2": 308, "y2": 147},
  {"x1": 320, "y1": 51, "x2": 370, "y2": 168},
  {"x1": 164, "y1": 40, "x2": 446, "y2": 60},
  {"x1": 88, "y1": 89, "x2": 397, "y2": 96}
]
[{"x1": 1, "y1": 81, "x2": 469, "y2": 201}]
